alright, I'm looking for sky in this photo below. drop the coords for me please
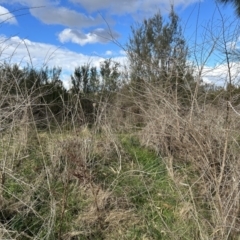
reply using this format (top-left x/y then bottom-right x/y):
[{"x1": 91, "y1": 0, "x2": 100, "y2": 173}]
[{"x1": 0, "y1": 0, "x2": 239, "y2": 87}]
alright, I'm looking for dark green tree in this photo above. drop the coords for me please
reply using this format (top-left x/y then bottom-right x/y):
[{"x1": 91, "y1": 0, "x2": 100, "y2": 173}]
[
  {"x1": 127, "y1": 7, "x2": 192, "y2": 96},
  {"x1": 71, "y1": 66, "x2": 83, "y2": 95},
  {"x1": 18, "y1": 67, "x2": 38, "y2": 93},
  {"x1": 70, "y1": 65, "x2": 101, "y2": 95},
  {"x1": 89, "y1": 66, "x2": 99, "y2": 93},
  {"x1": 0, "y1": 63, "x2": 24, "y2": 94},
  {"x1": 39, "y1": 67, "x2": 66, "y2": 105},
  {"x1": 100, "y1": 59, "x2": 120, "y2": 92},
  {"x1": 34, "y1": 67, "x2": 68, "y2": 125},
  {"x1": 70, "y1": 65, "x2": 101, "y2": 125},
  {"x1": 81, "y1": 65, "x2": 90, "y2": 94}
]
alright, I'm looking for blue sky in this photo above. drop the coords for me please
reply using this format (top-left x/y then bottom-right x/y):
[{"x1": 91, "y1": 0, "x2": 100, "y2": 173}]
[{"x1": 0, "y1": 0, "x2": 239, "y2": 87}]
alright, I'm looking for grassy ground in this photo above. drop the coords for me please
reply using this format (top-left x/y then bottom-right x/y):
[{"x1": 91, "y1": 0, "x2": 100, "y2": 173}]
[
  {"x1": 0, "y1": 124, "x2": 202, "y2": 239},
  {"x1": 1, "y1": 90, "x2": 240, "y2": 239}
]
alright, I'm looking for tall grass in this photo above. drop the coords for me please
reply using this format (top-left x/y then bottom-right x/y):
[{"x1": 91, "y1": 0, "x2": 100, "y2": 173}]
[
  {"x1": 1, "y1": 62, "x2": 240, "y2": 240},
  {"x1": 134, "y1": 81, "x2": 240, "y2": 239},
  {"x1": 1, "y1": 13, "x2": 240, "y2": 240}
]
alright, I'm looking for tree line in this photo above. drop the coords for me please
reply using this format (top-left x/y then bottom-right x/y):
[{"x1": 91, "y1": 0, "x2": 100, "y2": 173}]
[{"x1": 1, "y1": 7, "x2": 238, "y2": 128}]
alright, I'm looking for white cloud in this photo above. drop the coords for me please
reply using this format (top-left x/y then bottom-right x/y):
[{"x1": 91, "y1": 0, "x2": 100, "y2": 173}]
[
  {"x1": 70, "y1": 0, "x2": 139, "y2": 14},
  {"x1": 201, "y1": 63, "x2": 240, "y2": 86},
  {"x1": 58, "y1": 28, "x2": 120, "y2": 46},
  {"x1": 0, "y1": 6, "x2": 17, "y2": 25},
  {"x1": 69, "y1": 0, "x2": 199, "y2": 15},
  {"x1": 0, "y1": 0, "x2": 55, "y2": 7},
  {"x1": 119, "y1": 50, "x2": 126, "y2": 55},
  {"x1": 30, "y1": 6, "x2": 104, "y2": 28},
  {"x1": 105, "y1": 50, "x2": 112, "y2": 55},
  {"x1": 0, "y1": 35, "x2": 127, "y2": 88},
  {"x1": 0, "y1": 0, "x2": 105, "y2": 28},
  {"x1": 0, "y1": 0, "x2": 199, "y2": 27},
  {"x1": 226, "y1": 38, "x2": 240, "y2": 53},
  {"x1": 0, "y1": 35, "x2": 103, "y2": 87}
]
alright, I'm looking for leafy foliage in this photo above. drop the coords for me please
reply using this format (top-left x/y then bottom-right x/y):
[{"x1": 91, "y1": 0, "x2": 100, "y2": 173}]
[
  {"x1": 128, "y1": 8, "x2": 189, "y2": 85},
  {"x1": 100, "y1": 59, "x2": 121, "y2": 92},
  {"x1": 127, "y1": 7, "x2": 195, "y2": 106}
]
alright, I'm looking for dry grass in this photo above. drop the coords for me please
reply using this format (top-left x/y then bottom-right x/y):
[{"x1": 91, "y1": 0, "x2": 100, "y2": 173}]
[
  {"x1": 0, "y1": 101, "x2": 139, "y2": 240},
  {"x1": 1, "y1": 44, "x2": 240, "y2": 240},
  {"x1": 133, "y1": 82, "x2": 240, "y2": 239},
  {"x1": 2, "y1": 79, "x2": 239, "y2": 239}
]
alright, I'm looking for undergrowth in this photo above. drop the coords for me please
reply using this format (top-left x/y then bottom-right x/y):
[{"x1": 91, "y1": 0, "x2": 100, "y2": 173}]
[
  {"x1": 0, "y1": 121, "x2": 204, "y2": 239},
  {"x1": 1, "y1": 82, "x2": 240, "y2": 240}
]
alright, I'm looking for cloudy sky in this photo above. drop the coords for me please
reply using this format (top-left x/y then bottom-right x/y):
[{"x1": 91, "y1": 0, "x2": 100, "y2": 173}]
[{"x1": 0, "y1": 0, "x2": 239, "y2": 87}]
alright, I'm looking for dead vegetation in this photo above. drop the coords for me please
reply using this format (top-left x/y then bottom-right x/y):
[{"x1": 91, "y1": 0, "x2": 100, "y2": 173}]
[{"x1": 1, "y1": 7, "x2": 240, "y2": 239}]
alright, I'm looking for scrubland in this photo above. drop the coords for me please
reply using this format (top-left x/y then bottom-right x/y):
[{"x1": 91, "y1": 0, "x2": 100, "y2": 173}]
[
  {"x1": 1, "y1": 76, "x2": 240, "y2": 240},
  {"x1": 1, "y1": 5, "x2": 240, "y2": 239}
]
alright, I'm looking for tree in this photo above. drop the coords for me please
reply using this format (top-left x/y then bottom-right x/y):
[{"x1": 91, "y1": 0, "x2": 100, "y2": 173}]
[
  {"x1": 20, "y1": 67, "x2": 41, "y2": 93},
  {"x1": 218, "y1": 0, "x2": 240, "y2": 16},
  {"x1": 89, "y1": 66, "x2": 99, "y2": 93},
  {"x1": 39, "y1": 67, "x2": 67, "y2": 106},
  {"x1": 70, "y1": 65, "x2": 100, "y2": 96},
  {"x1": 100, "y1": 59, "x2": 120, "y2": 92},
  {"x1": 127, "y1": 7, "x2": 193, "y2": 97},
  {"x1": 71, "y1": 66, "x2": 84, "y2": 96},
  {"x1": 0, "y1": 63, "x2": 25, "y2": 94}
]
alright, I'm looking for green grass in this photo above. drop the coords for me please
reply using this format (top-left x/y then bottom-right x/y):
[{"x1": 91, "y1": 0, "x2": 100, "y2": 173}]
[
  {"x1": 106, "y1": 135, "x2": 179, "y2": 239},
  {"x1": 0, "y1": 129, "x2": 204, "y2": 239}
]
